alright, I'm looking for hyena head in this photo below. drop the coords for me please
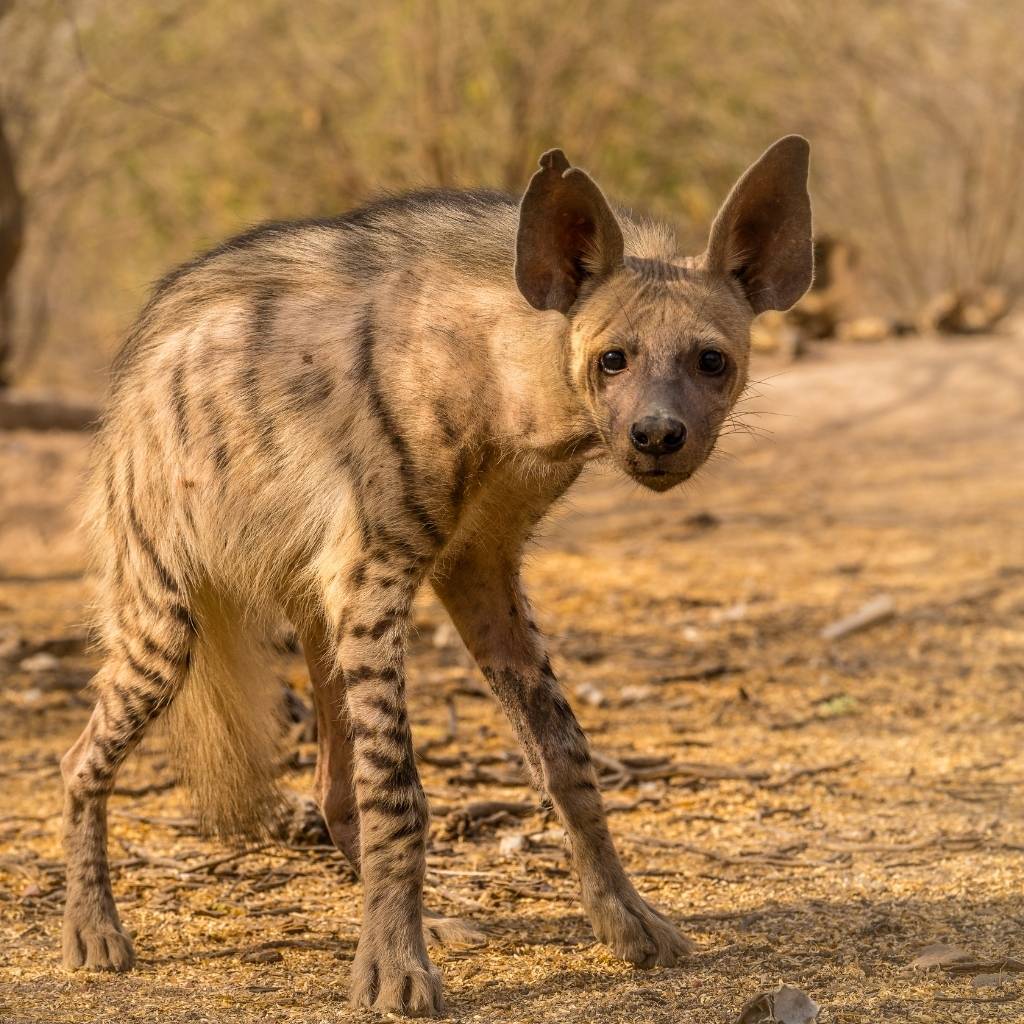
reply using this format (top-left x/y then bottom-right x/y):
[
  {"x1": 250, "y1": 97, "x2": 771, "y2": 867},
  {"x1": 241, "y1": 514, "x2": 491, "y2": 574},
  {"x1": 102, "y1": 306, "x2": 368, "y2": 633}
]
[{"x1": 515, "y1": 136, "x2": 813, "y2": 491}]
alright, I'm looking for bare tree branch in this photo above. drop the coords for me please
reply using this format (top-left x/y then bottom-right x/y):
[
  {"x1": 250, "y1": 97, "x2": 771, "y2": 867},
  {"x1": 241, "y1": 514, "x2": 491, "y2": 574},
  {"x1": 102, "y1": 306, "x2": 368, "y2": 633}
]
[{"x1": 61, "y1": 0, "x2": 214, "y2": 137}]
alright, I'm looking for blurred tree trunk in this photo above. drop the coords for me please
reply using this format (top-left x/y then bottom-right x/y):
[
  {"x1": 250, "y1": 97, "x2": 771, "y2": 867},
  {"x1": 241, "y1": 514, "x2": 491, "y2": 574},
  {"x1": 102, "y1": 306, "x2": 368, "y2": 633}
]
[{"x1": 0, "y1": 108, "x2": 24, "y2": 389}]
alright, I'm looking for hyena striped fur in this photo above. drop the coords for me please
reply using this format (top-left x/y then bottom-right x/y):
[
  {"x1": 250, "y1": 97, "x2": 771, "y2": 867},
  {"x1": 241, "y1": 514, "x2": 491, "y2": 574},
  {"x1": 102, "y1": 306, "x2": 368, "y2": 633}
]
[{"x1": 62, "y1": 136, "x2": 812, "y2": 1016}]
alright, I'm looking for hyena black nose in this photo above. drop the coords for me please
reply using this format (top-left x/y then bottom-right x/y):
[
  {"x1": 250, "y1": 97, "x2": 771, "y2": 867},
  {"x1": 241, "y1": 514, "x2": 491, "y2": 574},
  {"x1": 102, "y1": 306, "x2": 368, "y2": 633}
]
[{"x1": 630, "y1": 415, "x2": 686, "y2": 455}]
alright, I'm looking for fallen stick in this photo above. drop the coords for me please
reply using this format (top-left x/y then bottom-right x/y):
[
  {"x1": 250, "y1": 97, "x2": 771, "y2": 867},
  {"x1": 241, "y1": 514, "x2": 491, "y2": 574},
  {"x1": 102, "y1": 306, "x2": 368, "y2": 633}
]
[
  {"x1": 821, "y1": 594, "x2": 895, "y2": 641},
  {"x1": 112, "y1": 778, "x2": 178, "y2": 797},
  {"x1": 0, "y1": 391, "x2": 100, "y2": 431},
  {"x1": 455, "y1": 800, "x2": 535, "y2": 821},
  {"x1": 593, "y1": 751, "x2": 769, "y2": 785},
  {"x1": 110, "y1": 810, "x2": 199, "y2": 831},
  {"x1": 821, "y1": 833, "x2": 987, "y2": 855},
  {"x1": 180, "y1": 843, "x2": 273, "y2": 874},
  {"x1": 761, "y1": 758, "x2": 858, "y2": 790},
  {"x1": 116, "y1": 839, "x2": 189, "y2": 872},
  {"x1": 623, "y1": 833, "x2": 825, "y2": 869},
  {"x1": 140, "y1": 937, "x2": 347, "y2": 964},
  {"x1": 673, "y1": 762, "x2": 771, "y2": 782},
  {"x1": 944, "y1": 958, "x2": 1024, "y2": 976}
]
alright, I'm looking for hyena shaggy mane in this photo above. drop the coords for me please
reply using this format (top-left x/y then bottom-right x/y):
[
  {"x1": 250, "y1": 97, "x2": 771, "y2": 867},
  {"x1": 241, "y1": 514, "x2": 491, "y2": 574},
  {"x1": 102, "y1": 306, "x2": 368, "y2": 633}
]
[{"x1": 62, "y1": 137, "x2": 812, "y2": 1016}]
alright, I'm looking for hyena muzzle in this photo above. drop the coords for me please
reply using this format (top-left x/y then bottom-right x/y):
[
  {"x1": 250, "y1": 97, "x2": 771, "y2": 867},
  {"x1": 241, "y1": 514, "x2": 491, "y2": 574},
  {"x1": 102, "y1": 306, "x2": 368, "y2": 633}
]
[{"x1": 61, "y1": 136, "x2": 812, "y2": 1016}]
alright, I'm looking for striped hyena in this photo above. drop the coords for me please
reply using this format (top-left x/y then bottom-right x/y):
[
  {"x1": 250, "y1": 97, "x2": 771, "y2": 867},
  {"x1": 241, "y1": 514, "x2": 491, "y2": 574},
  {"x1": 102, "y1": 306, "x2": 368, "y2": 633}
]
[{"x1": 61, "y1": 136, "x2": 812, "y2": 1016}]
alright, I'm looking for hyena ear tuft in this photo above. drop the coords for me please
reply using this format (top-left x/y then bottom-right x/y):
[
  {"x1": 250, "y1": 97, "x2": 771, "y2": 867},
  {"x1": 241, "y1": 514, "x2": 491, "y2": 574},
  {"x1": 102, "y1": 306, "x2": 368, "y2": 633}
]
[
  {"x1": 515, "y1": 149, "x2": 625, "y2": 315},
  {"x1": 705, "y1": 135, "x2": 814, "y2": 314}
]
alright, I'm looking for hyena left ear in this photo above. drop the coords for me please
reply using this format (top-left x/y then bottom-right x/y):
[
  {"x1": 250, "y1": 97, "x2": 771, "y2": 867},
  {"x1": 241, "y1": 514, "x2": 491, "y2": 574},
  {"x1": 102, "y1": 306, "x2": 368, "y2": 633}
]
[
  {"x1": 515, "y1": 149, "x2": 624, "y2": 315},
  {"x1": 705, "y1": 135, "x2": 814, "y2": 314}
]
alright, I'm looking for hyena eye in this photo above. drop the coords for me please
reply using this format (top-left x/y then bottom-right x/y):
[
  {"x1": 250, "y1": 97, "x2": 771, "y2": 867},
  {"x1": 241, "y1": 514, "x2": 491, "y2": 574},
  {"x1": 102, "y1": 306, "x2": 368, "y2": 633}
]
[
  {"x1": 599, "y1": 350, "x2": 627, "y2": 374},
  {"x1": 697, "y1": 348, "x2": 727, "y2": 376}
]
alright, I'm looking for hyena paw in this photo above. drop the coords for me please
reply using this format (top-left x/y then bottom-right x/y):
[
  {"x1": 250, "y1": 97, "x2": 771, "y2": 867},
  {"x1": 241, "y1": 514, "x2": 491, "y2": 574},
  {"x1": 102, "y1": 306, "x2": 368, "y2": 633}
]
[
  {"x1": 586, "y1": 887, "x2": 693, "y2": 968},
  {"x1": 422, "y1": 908, "x2": 488, "y2": 948},
  {"x1": 62, "y1": 913, "x2": 135, "y2": 972},
  {"x1": 349, "y1": 936, "x2": 445, "y2": 1017}
]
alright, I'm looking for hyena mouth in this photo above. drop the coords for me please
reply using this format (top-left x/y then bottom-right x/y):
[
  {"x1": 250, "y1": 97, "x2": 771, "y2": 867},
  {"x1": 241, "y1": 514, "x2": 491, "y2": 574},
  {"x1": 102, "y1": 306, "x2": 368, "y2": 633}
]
[{"x1": 632, "y1": 467, "x2": 691, "y2": 492}]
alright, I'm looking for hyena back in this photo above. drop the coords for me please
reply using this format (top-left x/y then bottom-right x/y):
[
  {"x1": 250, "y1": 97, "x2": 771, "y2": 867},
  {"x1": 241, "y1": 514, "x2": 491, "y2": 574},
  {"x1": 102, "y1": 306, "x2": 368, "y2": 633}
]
[{"x1": 62, "y1": 137, "x2": 812, "y2": 1016}]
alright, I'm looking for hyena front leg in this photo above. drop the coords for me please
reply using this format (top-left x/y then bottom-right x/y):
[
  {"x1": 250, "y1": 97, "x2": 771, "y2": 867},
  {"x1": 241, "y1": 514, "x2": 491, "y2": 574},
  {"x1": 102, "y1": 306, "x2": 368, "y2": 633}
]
[
  {"x1": 297, "y1": 612, "x2": 483, "y2": 949},
  {"x1": 434, "y1": 549, "x2": 693, "y2": 968},
  {"x1": 62, "y1": 595, "x2": 193, "y2": 970},
  {"x1": 322, "y1": 556, "x2": 444, "y2": 1017}
]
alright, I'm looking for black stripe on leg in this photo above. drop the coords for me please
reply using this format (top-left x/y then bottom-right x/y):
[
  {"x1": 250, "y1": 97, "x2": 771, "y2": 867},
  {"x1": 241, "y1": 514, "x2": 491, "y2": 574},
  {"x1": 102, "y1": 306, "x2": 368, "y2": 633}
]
[
  {"x1": 369, "y1": 613, "x2": 401, "y2": 640},
  {"x1": 139, "y1": 631, "x2": 189, "y2": 668},
  {"x1": 344, "y1": 665, "x2": 377, "y2": 686},
  {"x1": 115, "y1": 606, "x2": 190, "y2": 668},
  {"x1": 345, "y1": 664, "x2": 402, "y2": 688},
  {"x1": 364, "y1": 815, "x2": 426, "y2": 856},
  {"x1": 348, "y1": 611, "x2": 401, "y2": 641},
  {"x1": 362, "y1": 747, "x2": 405, "y2": 773},
  {"x1": 364, "y1": 694, "x2": 405, "y2": 721},
  {"x1": 360, "y1": 745, "x2": 419, "y2": 793},
  {"x1": 170, "y1": 602, "x2": 198, "y2": 634},
  {"x1": 379, "y1": 759, "x2": 418, "y2": 793},
  {"x1": 358, "y1": 794, "x2": 422, "y2": 817},
  {"x1": 93, "y1": 732, "x2": 119, "y2": 767},
  {"x1": 350, "y1": 720, "x2": 407, "y2": 745},
  {"x1": 373, "y1": 527, "x2": 424, "y2": 567},
  {"x1": 127, "y1": 571, "x2": 163, "y2": 619},
  {"x1": 363, "y1": 813, "x2": 428, "y2": 859},
  {"x1": 109, "y1": 682, "x2": 154, "y2": 733},
  {"x1": 123, "y1": 651, "x2": 170, "y2": 690}
]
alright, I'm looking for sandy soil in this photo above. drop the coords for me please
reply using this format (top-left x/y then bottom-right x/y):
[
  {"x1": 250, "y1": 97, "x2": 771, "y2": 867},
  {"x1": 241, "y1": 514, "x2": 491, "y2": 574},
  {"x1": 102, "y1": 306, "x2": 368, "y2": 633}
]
[{"x1": 1, "y1": 336, "x2": 1023, "y2": 1023}]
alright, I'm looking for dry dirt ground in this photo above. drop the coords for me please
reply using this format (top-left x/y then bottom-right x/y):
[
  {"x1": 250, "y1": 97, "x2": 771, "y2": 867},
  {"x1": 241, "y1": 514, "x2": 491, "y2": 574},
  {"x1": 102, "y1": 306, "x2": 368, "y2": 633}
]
[{"x1": 1, "y1": 336, "x2": 1023, "y2": 1024}]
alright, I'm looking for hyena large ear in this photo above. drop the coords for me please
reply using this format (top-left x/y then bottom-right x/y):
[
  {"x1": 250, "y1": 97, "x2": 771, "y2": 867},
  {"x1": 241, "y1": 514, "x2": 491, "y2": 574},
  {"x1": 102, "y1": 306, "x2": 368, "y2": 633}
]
[
  {"x1": 705, "y1": 135, "x2": 813, "y2": 314},
  {"x1": 515, "y1": 149, "x2": 624, "y2": 315}
]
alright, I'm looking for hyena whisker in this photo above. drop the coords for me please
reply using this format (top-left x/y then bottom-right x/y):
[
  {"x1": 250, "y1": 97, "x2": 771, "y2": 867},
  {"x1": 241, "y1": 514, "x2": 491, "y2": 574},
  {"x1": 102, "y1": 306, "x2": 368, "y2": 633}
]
[
  {"x1": 728, "y1": 405, "x2": 793, "y2": 421},
  {"x1": 720, "y1": 415, "x2": 774, "y2": 434},
  {"x1": 742, "y1": 371, "x2": 791, "y2": 392},
  {"x1": 722, "y1": 410, "x2": 775, "y2": 434},
  {"x1": 702, "y1": 452, "x2": 738, "y2": 472}
]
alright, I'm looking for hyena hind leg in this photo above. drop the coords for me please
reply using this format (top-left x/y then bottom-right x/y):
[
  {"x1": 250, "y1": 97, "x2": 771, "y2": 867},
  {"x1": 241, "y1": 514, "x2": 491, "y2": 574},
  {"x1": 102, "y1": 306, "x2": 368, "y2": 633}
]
[
  {"x1": 294, "y1": 614, "x2": 360, "y2": 867},
  {"x1": 62, "y1": 641, "x2": 190, "y2": 971}
]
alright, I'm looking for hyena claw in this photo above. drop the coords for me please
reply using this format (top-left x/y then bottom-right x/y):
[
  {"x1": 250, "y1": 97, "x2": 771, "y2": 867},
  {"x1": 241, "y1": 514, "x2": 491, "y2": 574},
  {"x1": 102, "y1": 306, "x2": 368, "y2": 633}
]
[
  {"x1": 585, "y1": 886, "x2": 694, "y2": 968},
  {"x1": 62, "y1": 917, "x2": 135, "y2": 972},
  {"x1": 349, "y1": 937, "x2": 446, "y2": 1017}
]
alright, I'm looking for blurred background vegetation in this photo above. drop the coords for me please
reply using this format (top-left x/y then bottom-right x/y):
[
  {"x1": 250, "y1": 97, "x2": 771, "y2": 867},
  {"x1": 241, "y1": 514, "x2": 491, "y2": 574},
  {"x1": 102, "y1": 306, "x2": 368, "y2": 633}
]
[{"x1": 1, "y1": 0, "x2": 1023, "y2": 396}]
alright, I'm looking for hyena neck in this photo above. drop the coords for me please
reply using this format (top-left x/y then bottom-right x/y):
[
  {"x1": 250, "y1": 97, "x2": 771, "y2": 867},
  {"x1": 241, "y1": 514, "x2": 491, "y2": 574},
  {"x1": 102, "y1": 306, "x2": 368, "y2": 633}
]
[{"x1": 471, "y1": 292, "x2": 602, "y2": 468}]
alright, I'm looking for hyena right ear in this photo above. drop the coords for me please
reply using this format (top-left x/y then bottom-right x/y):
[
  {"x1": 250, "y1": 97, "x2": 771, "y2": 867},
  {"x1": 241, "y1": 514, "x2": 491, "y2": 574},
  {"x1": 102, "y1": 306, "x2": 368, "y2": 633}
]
[
  {"x1": 705, "y1": 135, "x2": 813, "y2": 314},
  {"x1": 515, "y1": 149, "x2": 624, "y2": 315}
]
